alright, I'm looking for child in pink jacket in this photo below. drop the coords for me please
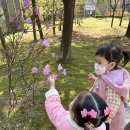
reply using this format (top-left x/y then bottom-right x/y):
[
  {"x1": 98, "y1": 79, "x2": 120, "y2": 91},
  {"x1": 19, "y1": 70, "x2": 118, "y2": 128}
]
[
  {"x1": 45, "y1": 76, "x2": 111, "y2": 130},
  {"x1": 88, "y1": 44, "x2": 130, "y2": 130}
]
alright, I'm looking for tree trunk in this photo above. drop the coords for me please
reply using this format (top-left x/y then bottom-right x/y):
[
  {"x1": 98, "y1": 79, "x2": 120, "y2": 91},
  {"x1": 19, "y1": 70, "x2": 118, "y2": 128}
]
[
  {"x1": 58, "y1": 15, "x2": 62, "y2": 31},
  {"x1": 36, "y1": 16, "x2": 44, "y2": 39},
  {"x1": 111, "y1": 8, "x2": 116, "y2": 27},
  {"x1": 61, "y1": 0, "x2": 75, "y2": 62},
  {"x1": 119, "y1": 0, "x2": 125, "y2": 26},
  {"x1": 110, "y1": 0, "x2": 112, "y2": 16},
  {"x1": 32, "y1": 0, "x2": 44, "y2": 39},
  {"x1": 31, "y1": 15, "x2": 37, "y2": 42},
  {"x1": 125, "y1": 20, "x2": 130, "y2": 38},
  {"x1": 110, "y1": 0, "x2": 119, "y2": 27}
]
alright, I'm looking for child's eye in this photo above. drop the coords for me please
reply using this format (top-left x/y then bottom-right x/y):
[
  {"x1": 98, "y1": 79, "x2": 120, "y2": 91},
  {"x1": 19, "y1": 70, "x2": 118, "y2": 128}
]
[{"x1": 97, "y1": 62, "x2": 101, "y2": 64}]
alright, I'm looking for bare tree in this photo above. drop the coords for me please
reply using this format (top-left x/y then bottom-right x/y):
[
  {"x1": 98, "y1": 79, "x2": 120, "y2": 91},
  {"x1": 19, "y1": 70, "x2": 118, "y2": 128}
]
[{"x1": 110, "y1": 0, "x2": 120, "y2": 27}]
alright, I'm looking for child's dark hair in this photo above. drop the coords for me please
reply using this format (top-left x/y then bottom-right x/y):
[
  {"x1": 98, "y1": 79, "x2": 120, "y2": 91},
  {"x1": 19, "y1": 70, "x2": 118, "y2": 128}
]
[
  {"x1": 95, "y1": 44, "x2": 130, "y2": 68},
  {"x1": 71, "y1": 91, "x2": 109, "y2": 130}
]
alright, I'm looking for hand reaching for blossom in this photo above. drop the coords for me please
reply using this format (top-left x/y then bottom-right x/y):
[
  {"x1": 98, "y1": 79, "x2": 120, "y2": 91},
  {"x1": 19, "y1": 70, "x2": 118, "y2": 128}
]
[
  {"x1": 87, "y1": 73, "x2": 97, "y2": 81},
  {"x1": 48, "y1": 76, "x2": 55, "y2": 89}
]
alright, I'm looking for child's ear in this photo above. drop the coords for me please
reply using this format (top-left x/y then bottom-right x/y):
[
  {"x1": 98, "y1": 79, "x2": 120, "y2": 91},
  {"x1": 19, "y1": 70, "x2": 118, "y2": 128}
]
[{"x1": 109, "y1": 62, "x2": 116, "y2": 70}]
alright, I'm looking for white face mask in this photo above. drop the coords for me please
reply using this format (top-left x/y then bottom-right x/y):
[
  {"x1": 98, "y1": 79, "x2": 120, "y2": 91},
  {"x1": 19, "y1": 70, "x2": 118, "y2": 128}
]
[{"x1": 94, "y1": 63, "x2": 107, "y2": 75}]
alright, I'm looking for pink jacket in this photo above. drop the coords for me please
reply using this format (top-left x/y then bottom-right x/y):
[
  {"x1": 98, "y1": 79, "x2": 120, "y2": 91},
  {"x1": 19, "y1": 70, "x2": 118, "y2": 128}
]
[
  {"x1": 45, "y1": 89, "x2": 106, "y2": 130},
  {"x1": 91, "y1": 68, "x2": 130, "y2": 130}
]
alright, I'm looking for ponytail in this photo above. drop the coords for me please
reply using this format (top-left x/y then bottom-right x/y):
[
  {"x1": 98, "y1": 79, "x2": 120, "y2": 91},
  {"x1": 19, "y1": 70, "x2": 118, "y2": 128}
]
[
  {"x1": 122, "y1": 51, "x2": 130, "y2": 67},
  {"x1": 105, "y1": 123, "x2": 110, "y2": 130}
]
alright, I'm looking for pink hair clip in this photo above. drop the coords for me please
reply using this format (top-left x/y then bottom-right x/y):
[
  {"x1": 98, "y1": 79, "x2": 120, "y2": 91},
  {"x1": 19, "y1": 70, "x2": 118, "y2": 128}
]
[
  {"x1": 81, "y1": 109, "x2": 88, "y2": 118},
  {"x1": 104, "y1": 107, "x2": 112, "y2": 116},
  {"x1": 81, "y1": 109, "x2": 97, "y2": 118},
  {"x1": 88, "y1": 109, "x2": 97, "y2": 118}
]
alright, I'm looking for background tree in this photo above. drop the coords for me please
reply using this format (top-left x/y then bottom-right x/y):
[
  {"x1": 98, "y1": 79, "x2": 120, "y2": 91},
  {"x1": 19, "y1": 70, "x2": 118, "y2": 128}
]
[
  {"x1": 110, "y1": 0, "x2": 120, "y2": 27},
  {"x1": 96, "y1": 0, "x2": 110, "y2": 16},
  {"x1": 61, "y1": 0, "x2": 76, "y2": 62},
  {"x1": 125, "y1": 20, "x2": 130, "y2": 37},
  {"x1": 75, "y1": 0, "x2": 86, "y2": 26},
  {"x1": 119, "y1": 0, "x2": 125, "y2": 26},
  {"x1": 32, "y1": 0, "x2": 44, "y2": 40},
  {"x1": 41, "y1": 0, "x2": 63, "y2": 35}
]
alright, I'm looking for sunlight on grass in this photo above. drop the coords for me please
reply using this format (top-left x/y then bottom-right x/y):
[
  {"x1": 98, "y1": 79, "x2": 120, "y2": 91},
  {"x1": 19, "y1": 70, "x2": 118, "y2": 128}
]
[
  {"x1": 70, "y1": 90, "x2": 76, "y2": 97},
  {"x1": 9, "y1": 108, "x2": 19, "y2": 118},
  {"x1": 74, "y1": 18, "x2": 128, "y2": 38},
  {"x1": 0, "y1": 91, "x2": 4, "y2": 95}
]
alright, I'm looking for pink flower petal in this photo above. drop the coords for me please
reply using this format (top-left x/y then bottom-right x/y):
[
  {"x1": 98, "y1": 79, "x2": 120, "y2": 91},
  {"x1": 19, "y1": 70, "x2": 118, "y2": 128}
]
[
  {"x1": 53, "y1": 74, "x2": 58, "y2": 80},
  {"x1": 62, "y1": 69, "x2": 67, "y2": 76},
  {"x1": 31, "y1": 67, "x2": 38, "y2": 74},
  {"x1": 9, "y1": 16, "x2": 14, "y2": 23},
  {"x1": 35, "y1": 6, "x2": 39, "y2": 15},
  {"x1": 23, "y1": 0, "x2": 30, "y2": 7},
  {"x1": 43, "y1": 64, "x2": 51, "y2": 76},
  {"x1": 42, "y1": 38, "x2": 50, "y2": 48},
  {"x1": 57, "y1": 64, "x2": 63, "y2": 71},
  {"x1": 26, "y1": 18, "x2": 32, "y2": 24},
  {"x1": 51, "y1": 52, "x2": 56, "y2": 58},
  {"x1": 20, "y1": 16, "x2": 24, "y2": 21},
  {"x1": 16, "y1": 8, "x2": 20, "y2": 15}
]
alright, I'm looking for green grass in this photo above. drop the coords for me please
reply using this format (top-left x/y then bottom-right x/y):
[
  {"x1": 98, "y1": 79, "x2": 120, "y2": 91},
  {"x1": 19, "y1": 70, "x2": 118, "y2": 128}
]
[{"x1": 0, "y1": 18, "x2": 130, "y2": 130}]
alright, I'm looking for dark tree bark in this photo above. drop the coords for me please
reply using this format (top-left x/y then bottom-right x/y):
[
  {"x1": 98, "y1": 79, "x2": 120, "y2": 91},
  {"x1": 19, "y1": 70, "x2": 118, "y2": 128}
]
[
  {"x1": 36, "y1": 16, "x2": 44, "y2": 39},
  {"x1": 110, "y1": 0, "x2": 112, "y2": 16},
  {"x1": 119, "y1": 0, "x2": 125, "y2": 26},
  {"x1": 125, "y1": 20, "x2": 130, "y2": 38},
  {"x1": 58, "y1": 14, "x2": 63, "y2": 31},
  {"x1": 32, "y1": 0, "x2": 43, "y2": 39},
  {"x1": 110, "y1": 0, "x2": 119, "y2": 27},
  {"x1": 31, "y1": 15, "x2": 37, "y2": 42},
  {"x1": 61, "y1": 0, "x2": 75, "y2": 62}
]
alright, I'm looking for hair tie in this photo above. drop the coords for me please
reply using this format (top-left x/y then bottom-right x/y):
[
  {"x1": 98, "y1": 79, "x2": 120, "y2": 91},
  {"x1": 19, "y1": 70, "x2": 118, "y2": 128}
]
[{"x1": 85, "y1": 122, "x2": 94, "y2": 129}]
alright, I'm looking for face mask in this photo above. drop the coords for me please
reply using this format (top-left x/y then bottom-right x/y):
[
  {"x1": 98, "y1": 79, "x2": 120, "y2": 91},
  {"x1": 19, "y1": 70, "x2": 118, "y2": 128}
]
[{"x1": 94, "y1": 63, "x2": 107, "y2": 75}]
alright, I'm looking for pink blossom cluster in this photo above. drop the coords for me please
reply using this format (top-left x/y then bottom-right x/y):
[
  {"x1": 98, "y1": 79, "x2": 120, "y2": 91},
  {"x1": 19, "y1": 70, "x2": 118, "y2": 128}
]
[{"x1": 31, "y1": 64, "x2": 67, "y2": 80}]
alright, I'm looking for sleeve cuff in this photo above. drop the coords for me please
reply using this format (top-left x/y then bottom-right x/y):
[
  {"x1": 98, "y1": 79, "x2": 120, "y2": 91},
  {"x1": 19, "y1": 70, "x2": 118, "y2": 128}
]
[{"x1": 45, "y1": 88, "x2": 59, "y2": 99}]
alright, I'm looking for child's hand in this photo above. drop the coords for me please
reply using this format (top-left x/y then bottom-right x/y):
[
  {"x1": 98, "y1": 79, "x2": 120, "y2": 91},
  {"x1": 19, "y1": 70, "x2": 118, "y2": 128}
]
[
  {"x1": 87, "y1": 73, "x2": 97, "y2": 81},
  {"x1": 47, "y1": 75, "x2": 55, "y2": 89}
]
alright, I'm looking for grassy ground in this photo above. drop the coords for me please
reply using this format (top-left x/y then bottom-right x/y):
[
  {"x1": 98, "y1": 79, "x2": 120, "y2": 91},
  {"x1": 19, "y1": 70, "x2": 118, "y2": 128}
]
[{"x1": 0, "y1": 18, "x2": 130, "y2": 130}]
